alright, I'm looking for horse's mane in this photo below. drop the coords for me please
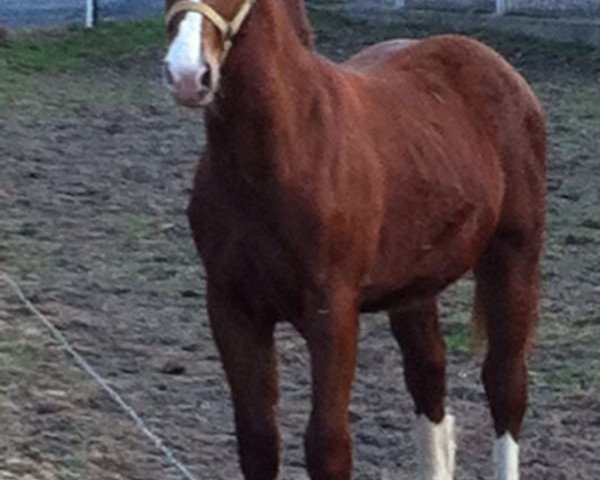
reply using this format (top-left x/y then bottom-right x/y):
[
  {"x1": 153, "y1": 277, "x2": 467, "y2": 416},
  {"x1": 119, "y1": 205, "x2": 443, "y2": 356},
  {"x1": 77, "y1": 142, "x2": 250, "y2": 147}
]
[{"x1": 283, "y1": 0, "x2": 314, "y2": 49}]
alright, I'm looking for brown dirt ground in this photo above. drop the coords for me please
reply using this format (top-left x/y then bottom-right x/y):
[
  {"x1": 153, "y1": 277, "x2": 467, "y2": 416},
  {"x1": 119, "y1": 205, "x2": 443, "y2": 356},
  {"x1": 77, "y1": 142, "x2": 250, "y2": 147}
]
[{"x1": 1, "y1": 10, "x2": 600, "y2": 480}]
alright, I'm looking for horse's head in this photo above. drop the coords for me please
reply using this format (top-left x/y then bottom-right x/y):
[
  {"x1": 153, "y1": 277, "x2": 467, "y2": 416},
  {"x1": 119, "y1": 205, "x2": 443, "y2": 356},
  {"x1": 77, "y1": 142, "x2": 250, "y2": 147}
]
[{"x1": 163, "y1": 0, "x2": 254, "y2": 108}]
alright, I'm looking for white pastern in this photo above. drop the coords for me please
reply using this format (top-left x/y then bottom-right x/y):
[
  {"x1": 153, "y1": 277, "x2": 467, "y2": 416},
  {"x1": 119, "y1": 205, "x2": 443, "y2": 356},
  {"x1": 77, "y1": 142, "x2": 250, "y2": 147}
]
[
  {"x1": 415, "y1": 414, "x2": 456, "y2": 480},
  {"x1": 493, "y1": 433, "x2": 519, "y2": 480},
  {"x1": 164, "y1": 0, "x2": 205, "y2": 84}
]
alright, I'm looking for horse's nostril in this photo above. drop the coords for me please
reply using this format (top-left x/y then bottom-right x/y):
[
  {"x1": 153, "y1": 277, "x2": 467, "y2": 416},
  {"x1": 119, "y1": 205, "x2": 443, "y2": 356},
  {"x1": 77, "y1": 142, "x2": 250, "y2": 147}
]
[
  {"x1": 200, "y1": 68, "x2": 212, "y2": 89},
  {"x1": 163, "y1": 62, "x2": 175, "y2": 87}
]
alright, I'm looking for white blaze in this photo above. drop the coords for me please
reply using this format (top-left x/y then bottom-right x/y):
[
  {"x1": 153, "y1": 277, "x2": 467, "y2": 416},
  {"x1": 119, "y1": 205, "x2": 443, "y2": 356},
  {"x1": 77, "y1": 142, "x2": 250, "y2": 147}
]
[
  {"x1": 494, "y1": 433, "x2": 519, "y2": 480},
  {"x1": 164, "y1": 0, "x2": 206, "y2": 84},
  {"x1": 415, "y1": 414, "x2": 456, "y2": 480}
]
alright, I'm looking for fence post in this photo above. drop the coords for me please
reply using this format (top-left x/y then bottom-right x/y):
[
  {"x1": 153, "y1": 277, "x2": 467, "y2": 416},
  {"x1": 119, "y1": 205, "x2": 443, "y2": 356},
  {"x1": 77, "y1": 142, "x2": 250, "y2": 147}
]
[
  {"x1": 496, "y1": 0, "x2": 508, "y2": 14},
  {"x1": 85, "y1": 0, "x2": 99, "y2": 28}
]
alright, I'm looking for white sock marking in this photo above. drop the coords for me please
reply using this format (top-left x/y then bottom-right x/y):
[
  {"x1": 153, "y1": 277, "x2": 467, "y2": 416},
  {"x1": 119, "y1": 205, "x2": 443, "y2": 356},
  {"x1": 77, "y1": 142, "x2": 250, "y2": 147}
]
[
  {"x1": 415, "y1": 414, "x2": 456, "y2": 480},
  {"x1": 494, "y1": 433, "x2": 519, "y2": 480}
]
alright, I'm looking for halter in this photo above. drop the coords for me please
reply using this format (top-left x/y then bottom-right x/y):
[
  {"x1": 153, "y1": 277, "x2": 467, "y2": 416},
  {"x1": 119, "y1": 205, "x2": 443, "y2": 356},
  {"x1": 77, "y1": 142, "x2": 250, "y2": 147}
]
[{"x1": 165, "y1": 0, "x2": 256, "y2": 62}]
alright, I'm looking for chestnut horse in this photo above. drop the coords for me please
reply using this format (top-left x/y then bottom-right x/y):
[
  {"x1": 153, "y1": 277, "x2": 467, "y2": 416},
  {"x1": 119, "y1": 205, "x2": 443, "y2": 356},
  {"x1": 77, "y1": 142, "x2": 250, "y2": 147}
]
[{"x1": 162, "y1": 0, "x2": 546, "y2": 479}]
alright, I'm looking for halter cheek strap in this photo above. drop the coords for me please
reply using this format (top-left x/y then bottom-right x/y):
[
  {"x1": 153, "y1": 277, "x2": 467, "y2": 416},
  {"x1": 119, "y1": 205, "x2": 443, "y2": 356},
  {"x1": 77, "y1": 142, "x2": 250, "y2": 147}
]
[{"x1": 165, "y1": 0, "x2": 256, "y2": 62}]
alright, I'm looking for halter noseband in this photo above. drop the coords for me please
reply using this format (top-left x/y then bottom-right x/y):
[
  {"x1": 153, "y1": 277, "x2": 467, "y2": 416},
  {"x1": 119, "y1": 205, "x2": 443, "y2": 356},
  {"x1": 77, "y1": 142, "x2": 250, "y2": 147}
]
[{"x1": 165, "y1": 0, "x2": 256, "y2": 62}]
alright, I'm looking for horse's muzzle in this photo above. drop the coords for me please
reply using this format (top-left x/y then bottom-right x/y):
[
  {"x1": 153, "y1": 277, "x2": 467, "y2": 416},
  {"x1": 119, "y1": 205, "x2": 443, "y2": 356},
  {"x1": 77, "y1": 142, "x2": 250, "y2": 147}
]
[{"x1": 163, "y1": 62, "x2": 213, "y2": 108}]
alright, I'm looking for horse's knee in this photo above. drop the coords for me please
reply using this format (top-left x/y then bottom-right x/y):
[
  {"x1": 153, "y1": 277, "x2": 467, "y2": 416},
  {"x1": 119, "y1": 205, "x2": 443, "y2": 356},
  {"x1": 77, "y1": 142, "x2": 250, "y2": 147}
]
[
  {"x1": 237, "y1": 421, "x2": 280, "y2": 479},
  {"x1": 305, "y1": 423, "x2": 352, "y2": 480}
]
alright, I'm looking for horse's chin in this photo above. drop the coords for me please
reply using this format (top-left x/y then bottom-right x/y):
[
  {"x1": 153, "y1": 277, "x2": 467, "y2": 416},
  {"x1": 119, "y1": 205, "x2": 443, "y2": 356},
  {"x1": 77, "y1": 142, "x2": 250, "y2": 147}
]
[
  {"x1": 173, "y1": 92, "x2": 215, "y2": 109},
  {"x1": 198, "y1": 93, "x2": 215, "y2": 108}
]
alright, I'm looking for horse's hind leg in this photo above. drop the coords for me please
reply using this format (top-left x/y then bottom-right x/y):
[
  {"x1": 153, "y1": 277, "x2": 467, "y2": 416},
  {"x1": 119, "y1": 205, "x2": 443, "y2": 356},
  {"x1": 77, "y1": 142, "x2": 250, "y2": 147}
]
[
  {"x1": 474, "y1": 231, "x2": 542, "y2": 480},
  {"x1": 207, "y1": 289, "x2": 280, "y2": 480},
  {"x1": 389, "y1": 299, "x2": 455, "y2": 480}
]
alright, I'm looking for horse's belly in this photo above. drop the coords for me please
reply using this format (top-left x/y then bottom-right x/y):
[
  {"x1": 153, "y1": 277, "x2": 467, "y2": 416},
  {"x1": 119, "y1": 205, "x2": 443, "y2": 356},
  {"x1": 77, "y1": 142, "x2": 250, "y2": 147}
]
[
  {"x1": 361, "y1": 194, "x2": 500, "y2": 312},
  {"x1": 359, "y1": 276, "x2": 458, "y2": 312},
  {"x1": 359, "y1": 252, "x2": 473, "y2": 312}
]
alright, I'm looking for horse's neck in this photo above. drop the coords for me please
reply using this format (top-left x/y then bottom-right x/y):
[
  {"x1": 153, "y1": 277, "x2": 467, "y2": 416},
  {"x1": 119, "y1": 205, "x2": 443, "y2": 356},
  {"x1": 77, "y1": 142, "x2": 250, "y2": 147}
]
[
  {"x1": 218, "y1": 0, "x2": 313, "y2": 100},
  {"x1": 205, "y1": 0, "x2": 317, "y2": 181}
]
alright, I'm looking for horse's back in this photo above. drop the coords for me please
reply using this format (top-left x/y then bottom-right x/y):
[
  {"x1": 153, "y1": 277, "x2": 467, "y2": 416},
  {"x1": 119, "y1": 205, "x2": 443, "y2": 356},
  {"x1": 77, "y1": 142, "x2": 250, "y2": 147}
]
[
  {"x1": 344, "y1": 38, "x2": 420, "y2": 71},
  {"x1": 344, "y1": 34, "x2": 542, "y2": 118}
]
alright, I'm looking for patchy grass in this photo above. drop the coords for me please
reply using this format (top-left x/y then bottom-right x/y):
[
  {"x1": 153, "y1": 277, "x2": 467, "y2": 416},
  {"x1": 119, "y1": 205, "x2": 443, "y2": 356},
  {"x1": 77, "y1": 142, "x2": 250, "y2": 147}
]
[
  {"x1": 582, "y1": 218, "x2": 600, "y2": 230},
  {"x1": 58, "y1": 451, "x2": 88, "y2": 480},
  {"x1": 0, "y1": 17, "x2": 164, "y2": 104},
  {"x1": 563, "y1": 87, "x2": 600, "y2": 119},
  {"x1": 445, "y1": 321, "x2": 471, "y2": 355},
  {"x1": 0, "y1": 327, "x2": 38, "y2": 389},
  {"x1": 0, "y1": 222, "x2": 64, "y2": 280},
  {"x1": 122, "y1": 213, "x2": 158, "y2": 242}
]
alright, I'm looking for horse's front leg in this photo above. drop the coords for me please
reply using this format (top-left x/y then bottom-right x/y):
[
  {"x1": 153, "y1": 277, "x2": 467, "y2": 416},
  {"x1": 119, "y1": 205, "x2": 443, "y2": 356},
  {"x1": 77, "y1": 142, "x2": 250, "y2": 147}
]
[
  {"x1": 300, "y1": 287, "x2": 359, "y2": 480},
  {"x1": 207, "y1": 288, "x2": 280, "y2": 480}
]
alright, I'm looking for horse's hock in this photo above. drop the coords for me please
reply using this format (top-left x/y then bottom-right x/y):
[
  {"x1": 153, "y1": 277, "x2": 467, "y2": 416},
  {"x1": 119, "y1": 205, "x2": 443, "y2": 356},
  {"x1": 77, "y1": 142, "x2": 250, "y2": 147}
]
[{"x1": 344, "y1": 0, "x2": 600, "y2": 48}]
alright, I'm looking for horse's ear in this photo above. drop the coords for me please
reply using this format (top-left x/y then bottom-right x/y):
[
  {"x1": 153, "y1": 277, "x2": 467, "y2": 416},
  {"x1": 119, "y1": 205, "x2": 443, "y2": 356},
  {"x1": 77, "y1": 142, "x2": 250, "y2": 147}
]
[{"x1": 284, "y1": 0, "x2": 314, "y2": 49}]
